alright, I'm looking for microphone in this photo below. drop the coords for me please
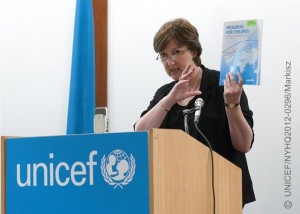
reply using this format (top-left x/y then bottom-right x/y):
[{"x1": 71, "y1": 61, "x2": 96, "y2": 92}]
[
  {"x1": 194, "y1": 98, "x2": 204, "y2": 125},
  {"x1": 183, "y1": 109, "x2": 191, "y2": 134}
]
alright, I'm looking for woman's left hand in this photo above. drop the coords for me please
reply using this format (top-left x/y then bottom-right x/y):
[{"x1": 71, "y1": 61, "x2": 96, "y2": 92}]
[{"x1": 223, "y1": 72, "x2": 243, "y2": 104}]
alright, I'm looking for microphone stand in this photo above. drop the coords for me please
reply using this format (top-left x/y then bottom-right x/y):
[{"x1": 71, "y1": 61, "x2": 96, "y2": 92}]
[{"x1": 183, "y1": 109, "x2": 192, "y2": 134}]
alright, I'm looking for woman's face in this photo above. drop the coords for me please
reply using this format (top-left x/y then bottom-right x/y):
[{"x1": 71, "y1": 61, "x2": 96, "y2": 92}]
[{"x1": 160, "y1": 39, "x2": 196, "y2": 80}]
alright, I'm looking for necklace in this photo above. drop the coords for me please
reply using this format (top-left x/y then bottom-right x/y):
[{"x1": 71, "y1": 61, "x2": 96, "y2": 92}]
[{"x1": 189, "y1": 69, "x2": 201, "y2": 92}]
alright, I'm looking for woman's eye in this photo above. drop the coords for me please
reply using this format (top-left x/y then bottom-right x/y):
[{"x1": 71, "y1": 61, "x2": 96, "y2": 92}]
[{"x1": 174, "y1": 50, "x2": 182, "y2": 55}]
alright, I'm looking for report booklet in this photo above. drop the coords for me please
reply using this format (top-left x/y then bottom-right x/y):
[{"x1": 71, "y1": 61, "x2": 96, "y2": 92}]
[{"x1": 219, "y1": 19, "x2": 263, "y2": 85}]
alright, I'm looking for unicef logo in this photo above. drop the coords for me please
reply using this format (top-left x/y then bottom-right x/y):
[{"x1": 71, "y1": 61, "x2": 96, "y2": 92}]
[{"x1": 101, "y1": 149, "x2": 135, "y2": 189}]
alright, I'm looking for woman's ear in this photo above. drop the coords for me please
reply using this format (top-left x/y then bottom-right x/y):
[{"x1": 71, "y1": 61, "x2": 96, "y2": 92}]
[{"x1": 191, "y1": 50, "x2": 198, "y2": 58}]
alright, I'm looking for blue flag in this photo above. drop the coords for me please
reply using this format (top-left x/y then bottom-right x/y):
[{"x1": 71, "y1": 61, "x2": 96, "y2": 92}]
[{"x1": 66, "y1": 0, "x2": 95, "y2": 134}]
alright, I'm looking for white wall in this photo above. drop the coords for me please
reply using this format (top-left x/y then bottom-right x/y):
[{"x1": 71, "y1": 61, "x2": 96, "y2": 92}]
[
  {"x1": 1, "y1": 0, "x2": 300, "y2": 213},
  {"x1": 0, "y1": 0, "x2": 75, "y2": 136}
]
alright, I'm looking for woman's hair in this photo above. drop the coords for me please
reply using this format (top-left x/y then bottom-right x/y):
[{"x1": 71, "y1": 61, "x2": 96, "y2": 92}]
[{"x1": 153, "y1": 18, "x2": 202, "y2": 66}]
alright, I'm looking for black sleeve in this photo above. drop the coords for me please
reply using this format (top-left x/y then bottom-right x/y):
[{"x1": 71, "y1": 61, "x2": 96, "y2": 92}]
[
  {"x1": 140, "y1": 81, "x2": 176, "y2": 118},
  {"x1": 133, "y1": 81, "x2": 176, "y2": 130}
]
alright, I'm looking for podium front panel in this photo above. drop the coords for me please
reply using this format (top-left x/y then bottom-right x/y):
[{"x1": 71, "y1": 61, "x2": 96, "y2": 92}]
[{"x1": 5, "y1": 132, "x2": 149, "y2": 214}]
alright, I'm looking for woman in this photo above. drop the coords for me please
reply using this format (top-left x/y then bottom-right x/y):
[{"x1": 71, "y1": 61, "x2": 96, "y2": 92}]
[{"x1": 134, "y1": 18, "x2": 255, "y2": 207}]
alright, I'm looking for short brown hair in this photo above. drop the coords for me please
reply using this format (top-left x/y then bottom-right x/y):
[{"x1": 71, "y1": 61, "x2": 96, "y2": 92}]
[{"x1": 153, "y1": 18, "x2": 202, "y2": 66}]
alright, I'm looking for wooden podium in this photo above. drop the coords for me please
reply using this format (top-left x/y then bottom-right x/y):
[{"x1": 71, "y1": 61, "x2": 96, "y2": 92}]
[
  {"x1": 1, "y1": 129, "x2": 242, "y2": 214},
  {"x1": 148, "y1": 129, "x2": 242, "y2": 214}
]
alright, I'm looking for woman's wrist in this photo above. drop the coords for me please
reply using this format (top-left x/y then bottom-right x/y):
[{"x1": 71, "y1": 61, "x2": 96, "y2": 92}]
[
  {"x1": 160, "y1": 100, "x2": 170, "y2": 112},
  {"x1": 160, "y1": 97, "x2": 173, "y2": 112}
]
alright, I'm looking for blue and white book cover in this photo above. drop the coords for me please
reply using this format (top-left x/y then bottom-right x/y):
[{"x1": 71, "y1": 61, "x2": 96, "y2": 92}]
[{"x1": 219, "y1": 19, "x2": 263, "y2": 85}]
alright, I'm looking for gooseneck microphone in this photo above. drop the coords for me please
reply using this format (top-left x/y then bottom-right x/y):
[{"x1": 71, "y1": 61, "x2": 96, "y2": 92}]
[{"x1": 194, "y1": 98, "x2": 204, "y2": 125}]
